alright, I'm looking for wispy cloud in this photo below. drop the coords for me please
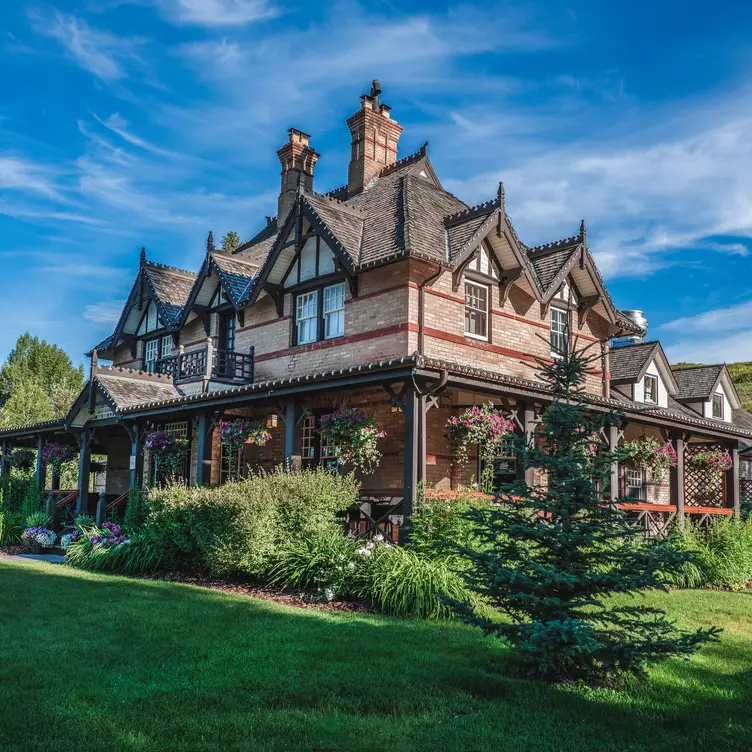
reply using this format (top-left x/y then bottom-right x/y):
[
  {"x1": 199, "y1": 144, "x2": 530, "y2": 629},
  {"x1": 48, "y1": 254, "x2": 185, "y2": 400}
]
[
  {"x1": 156, "y1": 0, "x2": 280, "y2": 26},
  {"x1": 30, "y1": 9, "x2": 143, "y2": 81},
  {"x1": 84, "y1": 300, "x2": 126, "y2": 325}
]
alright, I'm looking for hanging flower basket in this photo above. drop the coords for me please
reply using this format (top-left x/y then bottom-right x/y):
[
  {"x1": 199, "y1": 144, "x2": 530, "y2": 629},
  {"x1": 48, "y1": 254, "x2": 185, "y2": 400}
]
[
  {"x1": 318, "y1": 407, "x2": 386, "y2": 474},
  {"x1": 9, "y1": 449, "x2": 35, "y2": 472},
  {"x1": 688, "y1": 447, "x2": 732, "y2": 474},
  {"x1": 622, "y1": 437, "x2": 677, "y2": 482},
  {"x1": 219, "y1": 419, "x2": 272, "y2": 456},
  {"x1": 445, "y1": 402, "x2": 516, "y2": 467},
  {"x1": 144, "y1": 430, "x2": 190, "y2": 479},
  {"x1": 41, "y1": 442, "x2": 78, "y2": 474}
]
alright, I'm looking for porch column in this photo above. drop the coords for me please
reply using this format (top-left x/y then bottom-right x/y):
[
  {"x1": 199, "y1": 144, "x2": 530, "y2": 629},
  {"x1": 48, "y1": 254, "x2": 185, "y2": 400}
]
[
  {"x1": 418, "y1": 394, "x2": 430, "y2": 485},
  {"x1": 727, "y1": 441, "x2": 741, "y2": 518},
  {"x1": 51, "y1": 467, "x2": 61, "y2": 492},
  {"x1": 516, "y1": 402, "x2": 536, "y2": 487},
  {"x1": 670, "y1": 431, "x2": 685, "y2": 530},
  {"x1": 195, "y1": 412, "x2": 214, "y2": 485},
  {"x1": 608, "y1": 424, "x2": 620, "y2": 502},
  {"x1": 0, "y1": 438, "x2": 10, "y2": 476},
  {"x1": 284, "y1": 398, "x2": 302, "y2": 470},
  {"x1": 76, "y1": 429, "x2": 91, "y2": 515},
  {"x1": 125, "y1": 422, "x2": 143, "y2": 490},
  {"x1": 35, "y1": 434, "x2": 46, "y2": 491},
  {"x1": 400, "y1": 382, "x2": 419, "y2": 543}
]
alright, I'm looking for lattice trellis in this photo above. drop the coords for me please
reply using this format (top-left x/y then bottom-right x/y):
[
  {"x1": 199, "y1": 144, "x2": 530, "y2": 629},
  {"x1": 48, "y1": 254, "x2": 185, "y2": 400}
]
[
  {"x1": 741, "y1": 478, "x2": 752, "y2": 506},
  {"x1": 684, "y1": 443, "x2": 726, "y2": 508}
]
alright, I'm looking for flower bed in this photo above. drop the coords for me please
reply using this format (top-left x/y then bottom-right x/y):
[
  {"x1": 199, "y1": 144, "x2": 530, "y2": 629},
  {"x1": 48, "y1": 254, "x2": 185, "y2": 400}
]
[{"x1": 23, "y1": 526, "x2": 56, "y2": 550}]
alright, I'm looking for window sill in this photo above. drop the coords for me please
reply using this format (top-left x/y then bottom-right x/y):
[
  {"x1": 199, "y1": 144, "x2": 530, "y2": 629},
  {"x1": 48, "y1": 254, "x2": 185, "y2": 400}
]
[{"x1": 464, "y1": 332, "x2": 489, "y2": 342}]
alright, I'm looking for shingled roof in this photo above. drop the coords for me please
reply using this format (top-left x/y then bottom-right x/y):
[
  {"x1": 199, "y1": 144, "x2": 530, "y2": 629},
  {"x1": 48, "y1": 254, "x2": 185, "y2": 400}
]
[
  {"x1": 528, "y1": 239, "x2": 581, "y2": 291},
  {"x1": 96, "y1": 371, "x2": 180, "y2": 410},
  {"x1": 672, "y1": 364, "x2": 725, "y2": 401},
  {"x1": 209, "y1": 251, "x2": 259, "y2": 306},
  {"x1": 609, "y1": 341, "x2": 660, "y2": 382},
  {"x1": 143, "y1": 262, "x2": 197, "y2": 326}
]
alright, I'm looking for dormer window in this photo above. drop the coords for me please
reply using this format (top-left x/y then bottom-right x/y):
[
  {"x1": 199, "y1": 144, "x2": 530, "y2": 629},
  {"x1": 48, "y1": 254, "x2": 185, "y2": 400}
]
[
  {"x1": 644, "y1": 375, "x2": 658, "y2": 404},
  {"x1": 550, "y1": 307, "x2": 569, "y2": 358},
  {"x1": 712, "y1": 393, "x2": 724, "y2": 419}
]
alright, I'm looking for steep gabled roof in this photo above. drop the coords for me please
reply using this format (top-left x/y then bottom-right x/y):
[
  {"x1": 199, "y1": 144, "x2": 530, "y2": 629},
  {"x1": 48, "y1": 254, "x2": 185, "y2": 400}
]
[
  {"x1": 528, "y1": 239, "x2": 581, "y2": 291},
  {"x1": 672, "y1": 364, "x2": 726, "y2": 401},
  {"x1": 235, "y1": 219, "x2": 279, "y2": 267},
  {"x1": 209, "y1": 251, "x2": 259, "y2": 306},
  {"x1": 609, "y1": 341, "x2": 660, "y2": 382}
]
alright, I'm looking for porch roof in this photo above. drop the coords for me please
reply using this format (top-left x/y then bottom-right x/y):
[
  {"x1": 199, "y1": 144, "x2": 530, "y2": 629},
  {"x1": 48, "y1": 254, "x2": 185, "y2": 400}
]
[{"x1": 2, "y1": 355, "x2": 751, "y2": 443}]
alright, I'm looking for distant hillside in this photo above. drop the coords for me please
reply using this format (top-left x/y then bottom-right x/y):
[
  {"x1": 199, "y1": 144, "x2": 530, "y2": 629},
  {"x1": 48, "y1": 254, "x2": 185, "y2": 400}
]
[{"x1": 673, "y1": 362, "x2": 752, "y2": 412}]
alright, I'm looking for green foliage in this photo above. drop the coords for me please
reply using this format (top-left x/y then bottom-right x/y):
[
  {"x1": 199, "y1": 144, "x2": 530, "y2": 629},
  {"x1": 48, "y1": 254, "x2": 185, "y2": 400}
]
[
  {"x1": 65, "y1": 532, "x2": 165, "y2": 575},
  {"x1": 24, "y1": 510, "x2": 49, "y2": 528},
  {"x1": 447, "y1": 346, "x2": 719, "y2": 683},
  {"x1": 0, "y1": 471, "x2": 35, "y2": 511},
  {"x1": 670, "y1": 518, "x2": 752, "y2": 590},
  {"x1": 124, "y1": 486, "x2": 146, "y2": 530},
  {"x1": 21, "y1": 483, "x2": 43, "y2": 519},
  {"x1": 145, "y1": 467, "x2": 358, "y2": 578},
  {"x1": 0, "y1": 332, "x2": 84, "y2": 427},
  {"x1": 0, "y1": 506, "x2": 23, "y2": 544},
  {"x1": 354, "y1": 545, "x2": 486, "y2": 619},
  {"x1": 221, "y1": 231, "x2": 240, "y2": 253}
]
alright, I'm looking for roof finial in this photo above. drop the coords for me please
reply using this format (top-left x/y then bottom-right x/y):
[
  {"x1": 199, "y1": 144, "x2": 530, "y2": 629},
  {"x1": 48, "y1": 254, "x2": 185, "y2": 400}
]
[
  {"x1": 207, "y1": 231, "x2": 214, "y2": 253},
  {"x1": 498, "y1": 181, "x2": 505, "y2": 212},
  {"x1": 419, "y1": 141, "x2": 429, "y2": 156},
  {"x1": 91, "y1": 349, "x2": 98, "y2": 369},
  {"x1": 140, "y1": 247, "x2": 146, "y2": 266},
  {"x1": 580, "y1": 218, "x2": 587, "y2": 245}
]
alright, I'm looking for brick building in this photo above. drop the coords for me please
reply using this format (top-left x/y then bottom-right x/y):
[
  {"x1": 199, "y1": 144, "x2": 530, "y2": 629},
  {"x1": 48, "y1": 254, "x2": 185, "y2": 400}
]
[{"x1": 2, "y1": 80, "x2": 751, "y2": 537}]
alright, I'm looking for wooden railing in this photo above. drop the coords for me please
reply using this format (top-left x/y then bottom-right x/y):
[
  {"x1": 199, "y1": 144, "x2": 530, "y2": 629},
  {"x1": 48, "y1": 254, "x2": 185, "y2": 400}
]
[
  {"x1": 107, "y1": 492, "x2": 129, "y2": 512},
  {"x1": 156, "y1": 346, "x2": 253, "y2": 383}
]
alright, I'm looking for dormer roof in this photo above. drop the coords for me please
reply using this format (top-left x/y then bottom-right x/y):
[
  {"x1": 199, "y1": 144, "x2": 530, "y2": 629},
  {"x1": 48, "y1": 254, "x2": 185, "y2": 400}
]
[
  {"x1": 671, "y1": 364, "x2": 741, "y2": 409},
  {"x1": 609, "y1": 341, "x2": 679, "y2": 393}
]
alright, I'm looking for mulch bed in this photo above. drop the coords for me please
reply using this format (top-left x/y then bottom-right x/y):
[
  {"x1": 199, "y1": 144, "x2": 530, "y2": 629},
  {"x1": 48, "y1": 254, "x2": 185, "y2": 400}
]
[
  {"x1": 0, "y1": 545, "x2": 25, "y2": 557},
  {"x1": 140, "y1": 571, "x2": 378, "y2": 614}
]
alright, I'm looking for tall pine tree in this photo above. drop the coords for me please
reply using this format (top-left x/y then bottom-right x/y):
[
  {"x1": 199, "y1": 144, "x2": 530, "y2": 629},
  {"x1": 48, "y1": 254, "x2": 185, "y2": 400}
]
[{"x1": 447, "y1": 346, "x2": 719, "y2": 683}]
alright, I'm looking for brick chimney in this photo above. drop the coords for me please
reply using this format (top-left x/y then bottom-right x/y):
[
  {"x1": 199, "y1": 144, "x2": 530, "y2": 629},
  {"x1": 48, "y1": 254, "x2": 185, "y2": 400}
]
[
  {"x1": 276, "y1": 128, "x2": 319, "y2": 228},
  {"x1": 346, "y1": 80, "x2": 403, "y2": 198}
]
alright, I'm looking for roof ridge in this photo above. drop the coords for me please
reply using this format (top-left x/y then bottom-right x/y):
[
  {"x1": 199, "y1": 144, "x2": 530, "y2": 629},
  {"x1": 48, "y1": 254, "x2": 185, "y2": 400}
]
[
  {"x1": 671, "y1": 363, "x2": 725, "y2": 371},
  {"x1": 323, "y1": 184, "x2": 348, "y2": 198},
  {"x1": 527, "y1": 234, "x2": 582, "y2": 256},
  {"x1": 145, "y1": 260, "x2": 197, "y2": 277},
  {"x1": 305, "y1": 190, "x2": 366, "y2": 216},
  {"x1": 444, "y1": 196, "x2": 500, "y2": 227},
  {"x1": 376, "y1": 142, "x2": 429, "y2": 179}
]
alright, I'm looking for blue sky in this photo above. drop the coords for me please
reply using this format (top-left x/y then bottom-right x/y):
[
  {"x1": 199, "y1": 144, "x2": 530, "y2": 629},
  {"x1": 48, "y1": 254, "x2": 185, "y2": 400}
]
[{"x1": 2, "y1": 0, "x2": 752, "y2": 367}]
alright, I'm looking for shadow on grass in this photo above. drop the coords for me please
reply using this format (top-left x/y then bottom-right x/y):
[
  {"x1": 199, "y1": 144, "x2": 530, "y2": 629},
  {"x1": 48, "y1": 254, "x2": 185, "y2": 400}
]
[{"x1": 0, "y1": 560, "x2": 750, "y2": 752}]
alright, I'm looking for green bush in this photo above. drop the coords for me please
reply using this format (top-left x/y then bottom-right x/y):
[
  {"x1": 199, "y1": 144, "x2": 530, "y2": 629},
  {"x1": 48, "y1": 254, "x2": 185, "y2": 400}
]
[
  {"x1": 24, "y1": 510, "x2": 49, "y2": 528},
  {"x1": 0, "y1": 506, "x2": 23, "y2": 545},
  {"x1": 353, "y1": 543, "x2": 487, "y2": 619},
  {"x1": 670, "y1": 518, "x2": 752, "y2": 590},
  {"x1": 66, "y1": 533, "x2": 165, "y2": 575},
  {"x1": 146, "y1": 467, "x2": 359, "y2": 578}
]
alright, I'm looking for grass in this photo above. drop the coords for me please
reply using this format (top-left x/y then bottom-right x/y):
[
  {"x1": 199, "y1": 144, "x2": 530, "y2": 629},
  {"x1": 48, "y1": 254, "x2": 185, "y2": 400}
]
[{"x1": 1, "y1": 560, "x2": 751, "y2": 752}]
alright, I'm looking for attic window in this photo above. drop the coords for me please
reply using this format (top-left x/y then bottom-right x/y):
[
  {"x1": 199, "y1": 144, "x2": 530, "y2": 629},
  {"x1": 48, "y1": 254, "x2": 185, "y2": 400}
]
[
  {"x1": 712, "y1": 393, "x2": 724, "y2": 419},
  {"x1": 644, "y1": 375, "x2": 658, "y2": 404}
]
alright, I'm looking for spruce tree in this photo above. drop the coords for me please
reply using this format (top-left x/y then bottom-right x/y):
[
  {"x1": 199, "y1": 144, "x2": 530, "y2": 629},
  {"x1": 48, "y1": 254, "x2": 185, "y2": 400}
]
[{"x1": 447, "y1": 346, "x2": 719, "y2": 683}]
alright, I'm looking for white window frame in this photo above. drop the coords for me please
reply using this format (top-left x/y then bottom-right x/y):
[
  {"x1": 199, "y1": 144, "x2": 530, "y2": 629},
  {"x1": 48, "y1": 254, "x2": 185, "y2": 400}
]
[
  {"x1": 144, "y1": 339, "x2": 160, "y2": 372},
  {"x1": 296, "y1": 290, "x2": 319, "y2": 345},
  {"x1": 625, "y1": 467, "x2": 645, "y2": 500},
  {"x1": 644, "y1": 374, "x2": 658, "y2": 404},
  {"x1": 323, "y1": 282, "x2": 346, "y2": 340},
  {"x1": 712, "y1": 393, "x2": 724, "y2": 419},
  {"x1": 161, "y1": 335, "x2": 173, "y2": 359},
  {"x1": 464, "y1": 282, "x2": 489, "y2": 341},
  {"x1": 550, "y1": 307, "x2": 569, "y2": 358}
]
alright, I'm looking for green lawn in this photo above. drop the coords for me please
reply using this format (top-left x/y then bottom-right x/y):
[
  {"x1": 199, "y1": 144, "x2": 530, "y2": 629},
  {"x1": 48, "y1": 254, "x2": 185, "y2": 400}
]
[{"x1": 1, "y1": 559, "x2": 751, "y2": 751}]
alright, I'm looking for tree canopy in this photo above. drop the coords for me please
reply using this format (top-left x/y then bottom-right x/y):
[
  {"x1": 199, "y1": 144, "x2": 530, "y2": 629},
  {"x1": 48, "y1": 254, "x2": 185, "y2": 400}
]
[
  {"x1": 0, "y1": 333, "x2": 84, "y2": 428},
  {"x1": 221, "y1": 231, "x2": 240, "y2": 253}
]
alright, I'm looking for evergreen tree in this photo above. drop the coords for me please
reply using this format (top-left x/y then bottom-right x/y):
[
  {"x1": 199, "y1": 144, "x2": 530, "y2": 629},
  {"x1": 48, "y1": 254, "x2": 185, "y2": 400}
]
[
  {"x1": 221, "y1": 231, "x2": 241, "y2": 253},
  {"x1": 447, "y1": 346, "x2": 719, "y2": 683}
]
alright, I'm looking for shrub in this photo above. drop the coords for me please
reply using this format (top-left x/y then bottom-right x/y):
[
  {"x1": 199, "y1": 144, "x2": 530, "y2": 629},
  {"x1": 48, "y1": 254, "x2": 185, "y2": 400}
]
[
  {"x1": 66, "y1": 532, "x2": 165, "y2": 575},
  {"x1": 124, "y1": 486, "x2": 146, "y2": 530},
  {"x1": 670, "y1": 518, "x2": 752, "y2": 590},
  {"x1": 0, "y1": 506, "x2": 23, "y2": 545},
  {"x1": 146, "y1": 467, "x2": 359, "y2": 578},
  {"x1": 353, "y1": 543, "x2": 486, "y2": 619},
  {"x1": 25, "y1": 510, "x2": 49, "y2": 528},
  {"x1": 270, "y1": 530, "x2": 359, "y2": 599}
]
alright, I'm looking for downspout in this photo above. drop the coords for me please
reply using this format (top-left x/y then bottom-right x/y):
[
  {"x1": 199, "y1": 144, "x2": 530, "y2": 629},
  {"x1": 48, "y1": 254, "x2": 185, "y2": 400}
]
[
  {"x1": 602, "y1": 340, "x2": 611, "y2": 399},
  {"x1": 418, "y1": 264, "x2": 446, "y2": 355}
]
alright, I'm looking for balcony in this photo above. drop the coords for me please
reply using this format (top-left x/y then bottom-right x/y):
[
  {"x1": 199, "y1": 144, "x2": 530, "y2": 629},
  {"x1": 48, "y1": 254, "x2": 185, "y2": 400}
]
[{"x1": 156, "y1": 345, "x2": 254, "y2": 384}]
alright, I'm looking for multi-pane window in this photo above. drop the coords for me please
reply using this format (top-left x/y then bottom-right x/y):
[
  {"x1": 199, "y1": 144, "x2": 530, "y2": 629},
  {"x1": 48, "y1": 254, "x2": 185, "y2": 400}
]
[
  {"x1": 550, "y1": 308, "x2": 569, "y2": 357},
  {"x1": 161, "y1": 335, "x2": 173, "y2": 358},
  {"x1": 296, "y1": 291, "x2": 319, "y2": 344},
  {"x1": 220, "y1": 438, "x2": 242, "y2": 484},
  {"x1": 295, "y1": 283, "x2": 346, "y2": 345},
  {"x1": 323, "y1": 283, "x2": 346, "y2": 339},
  {"x1": 301, "y1": 415, "x2": 317, "y2": 464},
  {"x1": 644, "y1": 375, "x2": 658, "y2": 404},
  {"x1": 464, "y1": 282, "x2": 488, "y2": 340},
  {"x1": 144, "y1": 339, "x2": 160, "y2": 372},
  {"x1": 625, "y1": 468, "x2": 645, "y2": 500},
  {"x1": 712, "y1": 393, "x2": 724, "y2": 419}
]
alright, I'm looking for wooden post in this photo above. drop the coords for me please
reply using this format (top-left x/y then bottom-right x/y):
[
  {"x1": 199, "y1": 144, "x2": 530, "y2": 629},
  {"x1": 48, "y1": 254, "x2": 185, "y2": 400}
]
[
  {"x1": 284, "y1": 398, "x2": 302, "y2": 470},
  {"x1": 516, "y1": 402, "x2": 536, "y2": 487},
  {"x1": 0, "y1": 438, "x2": 10, "y2": 476},
  {"x1": 400, "y1": 382, "x2": 419, "y2": 544},
  {"x1": 127, "y1": 423, "x2": 143, "y2": 490},
  {"x1": 418, "y1": 394, "x2": 428, "y2": 486},
  {"x1": 95, "y1": 491, "x2": 107, "y2": 526},
  {"x1": 608, "y1": 424, "x2": 620, "y2": 502},
  {"x1": 670, "y1": 431, "x2": 685, "y2": 530},
  {"x1": 51, "y1": 468, "x2": 61, "y2": 492},
  {"x1": 195, "y1": 412, "x2": 213, "y2": 485},
  {"x1": 46, "y1": 492, "x2": 58, "y2": 531},
  {"x1": 35, "y1": 434, "x2": 46, "y2": 491},
  {"x1": 76, "y1": 429, "x2": 91, "y2": 516},
  {"x1": 728, "y1": 441, "x2": 741, "y2": 517},
  {"x1": 203, "y1": 336, "x2": 214, "y2": 391}
]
